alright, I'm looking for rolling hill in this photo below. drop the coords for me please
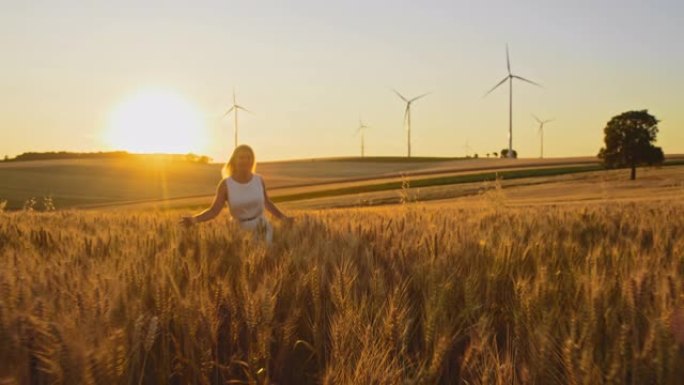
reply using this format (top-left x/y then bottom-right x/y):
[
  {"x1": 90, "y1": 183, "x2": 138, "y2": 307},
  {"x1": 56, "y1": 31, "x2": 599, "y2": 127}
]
[{"x1": 1, "y1": 154, "x2": 682, "y2": 211}]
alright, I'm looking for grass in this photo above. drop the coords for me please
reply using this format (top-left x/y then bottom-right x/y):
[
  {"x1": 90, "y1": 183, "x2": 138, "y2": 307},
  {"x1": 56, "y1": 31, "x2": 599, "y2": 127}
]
[
  {"x1": 0, "y1": 156, "x2": 468, "y2": 210},
  {"x1": 3, "y1": 156, "x2": 682, "y2": 211},
  {"x1": 0, "y1": 158, "x2": 221, "y2": 210},
  {"x1": 270, "y1": 161, "x2": 684, "y2": 204},
  {"x1": 269, "y1": 164, "x2": 602, "y2": 203},
  {"x1": 1, "y1": 199, "x2": 683, "y2": 384}
]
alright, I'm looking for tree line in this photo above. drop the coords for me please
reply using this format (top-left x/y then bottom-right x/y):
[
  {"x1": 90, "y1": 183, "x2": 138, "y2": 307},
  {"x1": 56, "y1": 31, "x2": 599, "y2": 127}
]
[{"x1": 1, "y1": 151, "x2": 213, "y2": 164}]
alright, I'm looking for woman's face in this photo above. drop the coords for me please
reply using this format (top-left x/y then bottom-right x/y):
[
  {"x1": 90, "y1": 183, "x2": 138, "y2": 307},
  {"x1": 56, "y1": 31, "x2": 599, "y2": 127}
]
[{"x1": 234, "y1": 151, "x2": 253, "y2": 174}]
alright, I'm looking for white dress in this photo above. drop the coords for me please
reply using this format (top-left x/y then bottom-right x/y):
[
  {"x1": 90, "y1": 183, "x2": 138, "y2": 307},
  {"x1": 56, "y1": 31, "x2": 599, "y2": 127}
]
[{"x1": 225, "y1": 173, "x2": 273, "y2": 244}]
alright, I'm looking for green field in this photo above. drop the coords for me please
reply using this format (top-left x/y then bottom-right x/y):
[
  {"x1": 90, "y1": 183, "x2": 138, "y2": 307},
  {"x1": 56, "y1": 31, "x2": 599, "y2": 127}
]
[
  {"x1": 4, "y1": 155, "x2": 684, "y2": 212},
  {"x1": 270, "y1": 164, "x2": 605, "y2": 203},
  {"x1": 1, "y1": 156, "x2": 483, "y2": 210}
]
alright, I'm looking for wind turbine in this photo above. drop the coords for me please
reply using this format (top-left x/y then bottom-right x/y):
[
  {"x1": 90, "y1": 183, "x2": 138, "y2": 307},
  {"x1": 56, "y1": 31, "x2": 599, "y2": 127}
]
[
  {"x1": 222, "y1": 90, "x2": 252, "y2": 149},
  {"x1": 463, "y1": 139, "x2": 474, "y2": 158},
  {"x1": 484, "y1": 45, "x2": 541, "y2": 158},
  {"x1": 394, "y1": 89, "x2": 429, "y2": 158},
  {"x1": 355, "y1": 119, "x2": 369, "y2": 158},
  {"x1": 533, "y1": 114, "x2": 554, "y2": 159}
]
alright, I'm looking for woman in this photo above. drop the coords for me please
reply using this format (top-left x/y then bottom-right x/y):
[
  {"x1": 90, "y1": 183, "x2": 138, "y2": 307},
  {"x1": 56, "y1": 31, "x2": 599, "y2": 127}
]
[{"x1": 179, "y1": 144, "x2": 292, "y2": 244}]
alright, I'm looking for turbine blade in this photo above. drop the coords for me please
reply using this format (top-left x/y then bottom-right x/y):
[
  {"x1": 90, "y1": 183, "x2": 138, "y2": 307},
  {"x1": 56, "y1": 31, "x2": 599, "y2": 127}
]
[
  {"x1": 506, "y1": 44, "x2": 511, "y2": 74},
  {"x1": 484, "y1": 76, "x2": 509, "y2": 97},
  {"x1": 532, "y1": 114, "x2": 542, "y2": 123},
  {"x1": 235, "y1": 105, "x2": 253, "y2": 114},
  {"x1": 393, "y1": 89, "x2": 408, "y2": 102},
  {"x1": 409, "y1": 92, "x2": 430, "y2": 103},
  {"x1": 222, "y1": 106, "x2": 235, "y2": 118},
  {"x1": 513, "y1": 75, "x2": 542, "y2": 87}
]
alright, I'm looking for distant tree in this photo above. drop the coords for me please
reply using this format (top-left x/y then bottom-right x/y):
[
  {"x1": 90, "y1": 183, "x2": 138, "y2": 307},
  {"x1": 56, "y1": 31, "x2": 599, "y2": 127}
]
[
  {"x1": 492, "y1": 152, "x2": 498, "y2": 158},
  {"x1": 198, "y1": 155, "x2": 212, "y2": 164},
  {"x1": 500, "y1": 149, "x2": 517, "y2": 158},
  {"x1": 598, "y1": 110, "x2": 664, "y2": 180},
  {"x1": 3, "y1": 155, "x2": 8, "y2": 162},
  {"x1": 486, "y1": 153, "x2": 491, "y2": 158},
  {"x1": 474, "y1": 153, "x2": 479, "y2": 159}
]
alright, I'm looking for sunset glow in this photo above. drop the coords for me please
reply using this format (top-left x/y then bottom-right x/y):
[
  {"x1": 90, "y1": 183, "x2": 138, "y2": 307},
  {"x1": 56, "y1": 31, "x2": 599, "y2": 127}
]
[
  {"x1": 1, "y1": 1, "x2": 683, "y2": 161},
  {"x1": 105, "y1": 89, "x2": 207, "y2": 154}
]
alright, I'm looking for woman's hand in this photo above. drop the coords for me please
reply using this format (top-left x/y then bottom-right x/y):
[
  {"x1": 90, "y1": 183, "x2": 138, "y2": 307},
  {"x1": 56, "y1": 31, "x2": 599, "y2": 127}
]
[{"x1": 179, "y1": 216, "x2": 197, "y2": 227}]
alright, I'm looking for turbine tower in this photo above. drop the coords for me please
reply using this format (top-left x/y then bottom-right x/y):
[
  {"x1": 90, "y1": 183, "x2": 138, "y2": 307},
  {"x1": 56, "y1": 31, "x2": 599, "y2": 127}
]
[
  {"x1": 394, "y1": 90, "x2": 429, "y2": 158},
  {"x1": 533, "y1": 114, "x2": 554, "y2": 159},
  {"x1": 355, "y1": 119, "x2": 369, "y2": 158},
  {"x1": 222, "y1": 90, "x2": 252, "y2": 149},
  {"x1": 463, "y1": 139, "x2": 473, "y2": 158},
  {"x1": 485, "y1": 45, "x2": 541, "y2": 158}
]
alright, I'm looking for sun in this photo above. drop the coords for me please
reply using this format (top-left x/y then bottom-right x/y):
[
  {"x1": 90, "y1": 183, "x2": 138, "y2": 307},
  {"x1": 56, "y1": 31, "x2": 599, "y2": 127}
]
[{"x1": 105, "y1": 89, "x2": 207, "y2": 154}]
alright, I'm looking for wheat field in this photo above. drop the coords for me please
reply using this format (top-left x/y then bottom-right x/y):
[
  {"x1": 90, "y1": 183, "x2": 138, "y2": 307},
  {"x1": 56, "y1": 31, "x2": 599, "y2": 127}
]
[{"x1": 0, "y1": 200, "x2": 683, "y2": 384}]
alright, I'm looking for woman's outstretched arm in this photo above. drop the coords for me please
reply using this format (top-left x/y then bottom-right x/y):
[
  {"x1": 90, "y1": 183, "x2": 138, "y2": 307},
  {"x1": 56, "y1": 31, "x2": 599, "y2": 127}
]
[{"x1": 179, "y1": 179, "x2": 227, "y2": 226}]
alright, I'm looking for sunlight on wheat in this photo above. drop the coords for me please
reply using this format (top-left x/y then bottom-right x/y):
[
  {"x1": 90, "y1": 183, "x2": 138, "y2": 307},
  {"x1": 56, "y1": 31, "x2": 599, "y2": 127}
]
[{"x1": 0, "y1": 202, "x2": 683, "y2": 384}]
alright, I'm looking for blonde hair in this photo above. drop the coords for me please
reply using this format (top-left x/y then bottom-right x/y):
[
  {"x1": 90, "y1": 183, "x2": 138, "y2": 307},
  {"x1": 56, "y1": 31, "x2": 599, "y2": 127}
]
[{"x1": 222, "y1": 144, "x2": 257, "y2": 179}]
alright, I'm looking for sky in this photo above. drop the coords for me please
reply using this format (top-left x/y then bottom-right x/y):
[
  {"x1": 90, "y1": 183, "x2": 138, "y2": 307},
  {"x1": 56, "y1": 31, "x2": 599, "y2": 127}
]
[{"x1": 2, "y1": 0, "x2": 683, "y2": 162}]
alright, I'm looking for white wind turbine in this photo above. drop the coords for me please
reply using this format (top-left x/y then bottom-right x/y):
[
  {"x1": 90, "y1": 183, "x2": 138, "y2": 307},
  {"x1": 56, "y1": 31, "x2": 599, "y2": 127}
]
[
  {"x1": 394, "y1": 89, "x2": 429, "y2": 158},
  {"x1": 533, "y1": 114, "x2": 554, "y2": 159},
  {"x1": 222, "y1": 90, "x2": 252, "y2": 149},
  {"x1": 484, "y1": 45, "x2": 541, "y2": 158},
  {"x1": 355, "y1": 119, "x2": 369, "y2": 158},
  {"x1": 463, "y1": 139, "x2": 474, "y2": 158}
]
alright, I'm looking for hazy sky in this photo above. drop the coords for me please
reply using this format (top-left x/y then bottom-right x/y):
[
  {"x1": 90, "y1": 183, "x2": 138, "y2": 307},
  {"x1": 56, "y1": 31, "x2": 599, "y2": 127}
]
[{"x1": 2, "y1": 0, "x2": 683, "y2": 162}]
